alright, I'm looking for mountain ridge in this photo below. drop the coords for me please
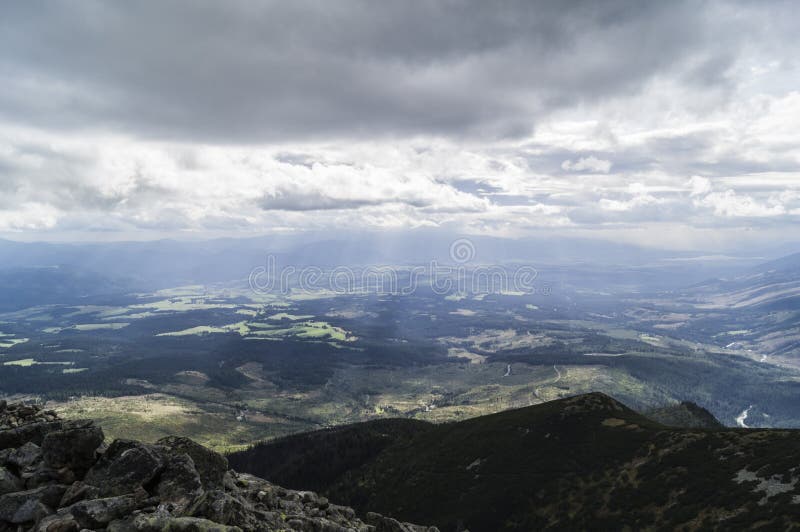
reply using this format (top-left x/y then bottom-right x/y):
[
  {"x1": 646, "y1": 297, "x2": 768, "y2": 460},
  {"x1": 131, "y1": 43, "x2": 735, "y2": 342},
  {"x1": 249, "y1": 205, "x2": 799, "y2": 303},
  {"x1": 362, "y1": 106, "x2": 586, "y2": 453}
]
[
  {"x1": 230, "y1": 392, "x2": 800, "y2": 531},
  {"x1": 645, "y1": 401, "x2": 724, "y2": 429}
]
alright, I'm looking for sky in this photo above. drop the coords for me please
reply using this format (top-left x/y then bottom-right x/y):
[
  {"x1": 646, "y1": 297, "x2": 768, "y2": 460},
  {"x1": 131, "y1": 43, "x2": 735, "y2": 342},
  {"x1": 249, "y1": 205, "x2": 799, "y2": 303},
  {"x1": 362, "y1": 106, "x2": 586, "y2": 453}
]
[{"x1": 1, "y1": 1, "x2": 799, "y2": 251}]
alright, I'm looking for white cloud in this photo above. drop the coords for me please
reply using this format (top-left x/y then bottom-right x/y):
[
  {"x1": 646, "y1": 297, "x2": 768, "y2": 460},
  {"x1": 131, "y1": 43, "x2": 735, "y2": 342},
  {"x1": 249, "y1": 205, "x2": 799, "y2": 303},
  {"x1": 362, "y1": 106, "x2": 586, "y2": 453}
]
[
  {"x1": 561, "y1": 156, "x2": 613, "y2": 173},
  {"x1": 688, "y1": 176, "x2": 712, "y2": 196},
  {"x1": 599, "y1": 194, "x2": 661, "y2": 212},
  {"x1": 0, "y1": 203, "x2": 59, "y2": 231},
  {"x1": 695, "y1": 190, "x2": 786, "y2": 217}
]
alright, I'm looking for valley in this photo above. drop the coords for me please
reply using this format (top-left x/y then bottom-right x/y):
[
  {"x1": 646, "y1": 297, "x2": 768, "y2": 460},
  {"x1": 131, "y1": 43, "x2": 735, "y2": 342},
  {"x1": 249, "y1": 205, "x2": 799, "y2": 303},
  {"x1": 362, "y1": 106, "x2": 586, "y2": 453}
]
[{"x1": 2, "y1": 254, "x2": 800, "y2": 451}]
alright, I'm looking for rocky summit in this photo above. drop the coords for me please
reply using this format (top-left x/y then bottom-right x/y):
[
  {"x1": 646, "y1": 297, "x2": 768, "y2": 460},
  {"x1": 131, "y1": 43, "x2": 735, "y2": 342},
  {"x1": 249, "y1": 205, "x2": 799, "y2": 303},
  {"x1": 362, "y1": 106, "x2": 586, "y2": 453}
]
[{"x1": 0, "y1": 400, "x2": 437, "y2": 532}]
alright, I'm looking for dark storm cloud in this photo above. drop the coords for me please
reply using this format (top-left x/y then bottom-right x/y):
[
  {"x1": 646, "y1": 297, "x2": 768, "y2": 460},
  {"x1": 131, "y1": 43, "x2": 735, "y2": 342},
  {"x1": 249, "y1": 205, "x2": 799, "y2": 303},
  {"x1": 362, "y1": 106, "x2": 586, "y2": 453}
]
[{"x1": 0, "y1": 0, "x2": 735, "y2": 142}]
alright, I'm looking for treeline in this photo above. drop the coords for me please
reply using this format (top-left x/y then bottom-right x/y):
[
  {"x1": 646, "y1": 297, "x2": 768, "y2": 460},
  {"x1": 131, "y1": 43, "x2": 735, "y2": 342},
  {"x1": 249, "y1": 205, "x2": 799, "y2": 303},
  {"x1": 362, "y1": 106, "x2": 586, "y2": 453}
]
[{"x1": 0, "y1": 365, "x2": 146, "y2": 399}]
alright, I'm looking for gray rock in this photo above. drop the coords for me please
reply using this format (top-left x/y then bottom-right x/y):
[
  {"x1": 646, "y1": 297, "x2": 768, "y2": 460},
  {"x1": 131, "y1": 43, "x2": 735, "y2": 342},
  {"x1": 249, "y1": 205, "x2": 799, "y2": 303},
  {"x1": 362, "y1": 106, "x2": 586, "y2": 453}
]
[
  {"x1": 158, "y1": 437, "x2": 229, "y2": 490},
  {"x1": 6, "y1": 441, "x2": 43, "y2": 469},
  {"x1": 0, "y1": 466, "x2": 22, "y2": 495},
  {"x1": 162, "y1": 516, "x2": 244, "y2": 531},
  {"x1": 188, "y1": 490, "x2": 251, "y2": 528},
  {"x1": 10, "y1": 498, "x2": 52, "y2": 525},
  {"x1": 221, "y1": 471, "x2": 237, "y2": 492},
  {"x1": 42, "y1": 421, "x2": 104, "y2": 474},
  {"x1": 0, "y1": 421, "x2": 63, "y2": 450},
  {"x1": 157, "y1": 453, "x2": 204, "y2": 514},
  {"x1": 35, "y1": 513, "x2": 80, "y2": 532},
  {"x1": 106, "y1": 516, "x2": 139, "y2": 532},
  {"x1": 20, "y1": 462, "x2": 64, "y2": 490},
  {"x1": 66, "y1": 494, "x2": 141, "y2": 529},
  {"x1": 0, "y1": 484, "x2": 66, "y2": 523},
  {"x1": 84, "y1": 440, "x2": 165, "y2": 497},
  {"x1": 59, "y1": 481, "x2": 102, "y2": 508}
]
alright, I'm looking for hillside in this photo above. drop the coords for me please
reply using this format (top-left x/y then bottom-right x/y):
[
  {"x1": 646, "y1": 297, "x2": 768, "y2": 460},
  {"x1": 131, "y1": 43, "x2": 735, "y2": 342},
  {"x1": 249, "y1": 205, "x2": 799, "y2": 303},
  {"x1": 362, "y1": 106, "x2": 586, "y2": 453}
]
[
  {"x1": 668, "y1": 252, "x2": 800, "y2": 370},
  {"x1": 228, "y1": 418, "x2": 432, "y2": 494},
  {"x1": 645, "y1": 401, "x2": 724, "y2": 428},
  {"x1": 230, "y1": 393, "x2": 800, "y2": 531},
  {"x1": 0, "y1": 400, "x2": 435, "y2": 532}
]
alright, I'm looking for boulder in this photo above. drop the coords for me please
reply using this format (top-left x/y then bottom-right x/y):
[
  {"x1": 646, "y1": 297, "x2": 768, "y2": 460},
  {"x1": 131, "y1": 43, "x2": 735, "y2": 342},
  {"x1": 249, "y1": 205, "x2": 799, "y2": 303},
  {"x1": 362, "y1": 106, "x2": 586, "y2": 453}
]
[
  {"x1": 42, "y1": 420, "x2": 104, "y2": 474},
  {"x1": 157, "y1": 453, "x2": 204, "y2": 514},
  {"x1": 84, "y1": 440, "x2": 165, "y2": 497},
  {"x1": 157, "y1": 437, "x2": 228, "y2": 489},
  {"x1": 35, "y1": 513, "x2": 80, "y2": 532},
  {"x1": 6, "y1": 441, "x2": 43, "y2": 470},
  {"x1": 188, "y1": 490, "x2": 251, "y2": 528},
  {"x1": 7, "y1": 499, "x2": 52, "y2": 525},
  {"x1": 0, "y1": 484, "x2": 66, "y2": 524},
  {"x1": 20, "y1": 462, "x2": 67, "y2": 490},
  {"x1": 0, "y1": 421, "x2": 63, "y2": 450},
  {"x1": 0, "y1": 467, "x2": 22, "y2": 495},
  {"x1": 59, "y1": 481, "x2": 101, "y2": 507},
  {"x1": 66, "y1": 494, "x2": 141, "y2": 529}
]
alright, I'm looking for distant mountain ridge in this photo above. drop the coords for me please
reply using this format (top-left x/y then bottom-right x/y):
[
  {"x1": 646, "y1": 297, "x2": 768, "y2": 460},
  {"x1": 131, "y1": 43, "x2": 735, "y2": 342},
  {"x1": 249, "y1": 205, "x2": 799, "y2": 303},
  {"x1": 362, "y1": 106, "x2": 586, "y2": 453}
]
[
  {"x1": 689, "y1": 248, "x2": 800, "y2": 310},
  {"x1": 0, "y1": 266, "x2": 135, "y2": 312},
  {"x1": 751, "y1": 251, "x2": 800, "y2": 275},
  {"x1": 0, "y1": 232, "x2": 784, "y2": 290},
  {"x1": 230, "y1": 393, "x2": 800, "y2": 531},
  {"x1": 677, "y1": 249, "x2": 800, "y2": 367}
]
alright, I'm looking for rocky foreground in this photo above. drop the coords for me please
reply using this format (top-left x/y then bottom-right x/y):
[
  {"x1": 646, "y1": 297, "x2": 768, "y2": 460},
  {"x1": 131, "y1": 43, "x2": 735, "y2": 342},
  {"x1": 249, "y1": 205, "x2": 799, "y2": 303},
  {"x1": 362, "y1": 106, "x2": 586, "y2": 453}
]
[{"x1": 0, "y1": 400, "x2": 438, "y2": 532}]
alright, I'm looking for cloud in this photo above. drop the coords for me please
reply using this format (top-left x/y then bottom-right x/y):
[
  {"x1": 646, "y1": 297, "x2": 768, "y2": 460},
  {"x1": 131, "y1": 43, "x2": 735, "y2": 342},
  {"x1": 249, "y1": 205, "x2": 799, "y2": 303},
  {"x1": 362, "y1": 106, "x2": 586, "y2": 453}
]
[
  {"x1": 695, "y1": 190, "x2": 786, "y2": 218},
  {"x1": 260, "y1": 191, "x2": 389, "y2": 212},
  {"x1": 561, "y1": 156, "x2": 613, "y2": 173},
  {"x1": 0, "y1": 127, "x2": 494, "y2": 234},
  {"x1": 1, "y1": 1, "x2": 800, "y2": 251},
  {"x1": 688, "y1": 176, "x2": 713, "y2": 196},
  {"x1": 0, "y1": 203, "x2": 59, "y2": 232},
  {"x1": 0, "y1": 0, "x2": 747, "y2": 143}
]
